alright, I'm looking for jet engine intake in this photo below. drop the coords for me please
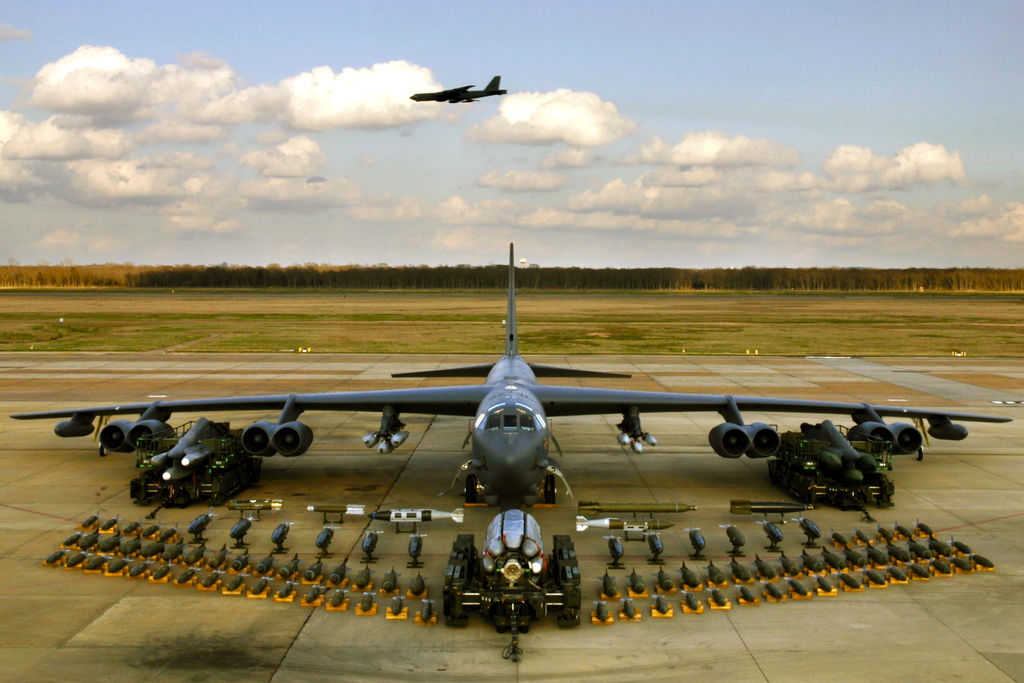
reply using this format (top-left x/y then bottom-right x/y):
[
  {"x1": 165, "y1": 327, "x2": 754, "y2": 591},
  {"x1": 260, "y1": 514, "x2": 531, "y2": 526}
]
[
  {"x1": 743, "y1": 422, "x2": 781, "y2": 458},
  {"x1": 270, "y1": 420, "x2": 313, "y2": 457},
  {"x1": 127, "y1": 419, "x2": 174, "y2": 445},
  {"x1": 848, "y1": 420, "x2": 923, "y2": 455},
  {"x1": 99, "y1": 420, "x2": 138, "y2": 453},
  {"x1": 709, "y1": 423, "x2": 750, "y2": 458},
  {"x1": 241, "y1": 420, "x2": 280, "y2": 457}
]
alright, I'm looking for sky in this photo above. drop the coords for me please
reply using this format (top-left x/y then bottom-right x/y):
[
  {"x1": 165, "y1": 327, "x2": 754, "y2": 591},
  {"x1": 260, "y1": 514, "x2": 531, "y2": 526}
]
[{"x1": 1, "y1": 1, "x2": 1022, "y2": 268}]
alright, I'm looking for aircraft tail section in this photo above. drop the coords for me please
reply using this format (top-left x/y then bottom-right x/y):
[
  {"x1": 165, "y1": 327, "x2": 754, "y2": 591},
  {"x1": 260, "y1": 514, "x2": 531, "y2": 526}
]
[{"x1": 485, "y1": 75, "x2": 501, "y2": 92}]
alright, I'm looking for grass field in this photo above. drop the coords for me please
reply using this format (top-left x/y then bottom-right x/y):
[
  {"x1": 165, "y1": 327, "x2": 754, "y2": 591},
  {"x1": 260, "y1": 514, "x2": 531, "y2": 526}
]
[{"x1": 0, "y1": 290, "x2": 1021, "y2": 356}]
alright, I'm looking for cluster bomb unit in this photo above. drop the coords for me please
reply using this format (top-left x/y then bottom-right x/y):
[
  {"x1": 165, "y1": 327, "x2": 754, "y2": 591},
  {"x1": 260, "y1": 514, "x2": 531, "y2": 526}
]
[{"x1": 43, "y1": 501, "x2": 996, "y2": 662}]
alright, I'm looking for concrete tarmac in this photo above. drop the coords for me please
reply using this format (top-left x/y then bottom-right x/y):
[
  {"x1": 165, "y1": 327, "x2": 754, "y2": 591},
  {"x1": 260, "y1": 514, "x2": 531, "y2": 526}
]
[{"x1": 1, "y1": 352, "x2": 1022, "y2": 681}]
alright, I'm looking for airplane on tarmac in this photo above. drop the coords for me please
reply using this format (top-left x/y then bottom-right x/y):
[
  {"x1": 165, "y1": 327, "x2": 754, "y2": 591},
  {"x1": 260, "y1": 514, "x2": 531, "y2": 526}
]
[
  {"x1": 11, "y1": 245, "x2": 1011, "y2": 509},
  {"x1": 410, "y1": 75, "x2": 507, "y2": 103}
]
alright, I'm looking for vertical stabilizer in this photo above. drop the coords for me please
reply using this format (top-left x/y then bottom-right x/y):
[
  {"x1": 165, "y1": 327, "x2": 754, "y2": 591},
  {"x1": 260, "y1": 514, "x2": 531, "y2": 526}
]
[
  {"x1": 485, "y1": 75, "x2": 501, "y2": 92},
  {"x1": 506, "y1": 243, "x2": 518, "y2": 357}
]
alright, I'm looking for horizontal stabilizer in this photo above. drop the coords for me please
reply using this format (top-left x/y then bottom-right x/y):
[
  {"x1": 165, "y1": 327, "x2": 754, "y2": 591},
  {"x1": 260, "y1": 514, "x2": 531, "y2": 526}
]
[
  {"x1": 392, "y1": 363, "x2": 495, "y2": 378},
  {"x1": 528, "y1": 363, "x2": 631, "y2": 379}
]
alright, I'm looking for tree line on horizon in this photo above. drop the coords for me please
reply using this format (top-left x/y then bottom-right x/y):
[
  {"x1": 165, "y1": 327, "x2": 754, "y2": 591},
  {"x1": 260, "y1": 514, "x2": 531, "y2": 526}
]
[{"x1": 1, "y1": 262, "x2": 1022, "y2": 292}]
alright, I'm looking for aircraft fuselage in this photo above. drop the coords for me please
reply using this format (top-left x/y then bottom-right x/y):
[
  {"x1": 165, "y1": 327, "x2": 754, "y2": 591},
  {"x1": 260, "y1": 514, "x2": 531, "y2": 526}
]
[{"x1": 469, "y1": 356, "x2": 552, "y2": 508}]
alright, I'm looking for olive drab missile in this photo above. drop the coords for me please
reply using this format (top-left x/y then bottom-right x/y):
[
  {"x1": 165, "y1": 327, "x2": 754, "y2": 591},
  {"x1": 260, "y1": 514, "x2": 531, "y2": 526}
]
[
  {"x1": 327, "y1": 588, "x2": 347, "y2": 608},
  {"x1": 830, "y1": 530, "x2": 850, "y2": 549},
  {"x1": 886, "y1": 543, "x2": 911, "y2": 564},
  {"x1": 358, "y1": 592, "x2": 375, "y2": 613},
  {"x1": 127, "y1": 560, "x2": 149, "y2": 577},
  {"x1": 627, "y1": 568, "x2": 646, "y2": 595},
  {"x1": 821, "y1": 547, "x2": 847, "y2": 572},
  {"x1": 97, "y1": 534, "x2": 122, "y2": 553},
  {"x1": 106, "y1": 556, "x2": 128, "y2": 574},
  {"x1": 720, "y1": 525, "x2": 746, "y2": 556},
  {"x1": 844, "y1": 548, "x2": 868, "y2": 569},
  {"x1": 602, "y1": 572, "x2": 620, "y2": 598},
  {"x1": 887, "y1": 565, "x2": 908, "y2": 583},
  {"x1": 44, "y1": 549, "x2": 66, "y2": 566},
  {"x1": 578, "y1": 502, "x2": 696, "y2": 515},
  {"x1": 199, "y1": 571, "x2": 221, "y2": 589},
  {"x1": 779, "y1": 552, "x2": 801, "y2": 578},
  {"x1": 408, "y1": 572, "x2": 426, "y2": 597},
  {"x1": 140, "y1": 540, "x2": 165, "y2": 558},
  {"x1": 816, "y1": 575, "x2": 837, "y2": 595},
  {"x1": 84, "y1": 555, "x2": 106, "y2": 571},
  {"x1": 754, "y1": 555, "x2": 777, "y2": 581},
  {"x1": 729, "y1": 559, "x2": 754, "y2": 584},
  {"x1": 158, "y1": 528, "x2": 179, "y2": 543},
  {"x1": 656, "y1": 568, "x2": 676, "y2": 592},
  {"x1": 77, "y1": 531, "x2": 100, "y2": 551},
  {"x1": 706, "y1": 561, "x2": 728, "y2": 587},
  {"x1": 653, "y1": 594, "x2": 671, "y2": 615},
  {"x1": 251, "y1": 576, "x2": 270, "y2": 595},
  {"x1": 150, "y1": 563, "x2": 171, "y2": 581},
  {"x1": 730, "y1": 500, "x2": 812, "y2": 515},
  {"x1": 120, "y1": 521, "x2": 141, "y2": 536},
  {"x1": 327, "y1": 560, "x2": 349, "y2": 586},
  {"x1": 738, "y1": 585, "x2": 760, "y2": 606},
  {"x1": 865, "y1": 544, "x2": 890, "y2": 567},
  {"x1": 786, "y1": 577, "x2": 810, "y2": 598},
  {"x1": 182, "y1": 544, "x2": 206, "y2": 566},
  {"x1": 685, "y1": 528, "x2": 706, "y2": 559},
  {"x1": 621, "y1": 597, "x2": 639, "y2": 620},
  {"x1": 206, "y1": 545, "x2": 228, "y2": 570},
  {"x1": 381, "y1": 567, "x2": 399, "y2": 594},
  {"x1": 838, "y1": 572, "x2": 863, "y2": 591},
  {"x1": 679, "y1": 562, "x2": 703, "y2": 591},
  {"x1": 277, "y1": 553, "x2": 301, "y2": 580},
  {"x1": 223, "y1": 573, "x2": 246, "y2": 593},
  {"x1": 800, "y1": 550, "x2": 826, "y2": 575},
  {"x1": 681, "y1": 590, "x2": 703, "y2": 613},
  {"x1": 175, "y1": 567, "x2": 196, "y2": 585},
  {"x1": 893, "y1": 522, "x2": 914, "y2": 540},
  {"x1": 708, "y1": 588, "x2": 731, "y2": 609},
  {"x1": 761, "y1": 580, "x2": 785, "y2": 602},
  {"x1": 62, "y1": 532, "x2": 83, "y2": 548},
  {"x1": 79, "y1": 513, "x2": 100, "y2": 530},
  {"x1": 907, "y1": 539, "x2": 933, "y2": 561},
  {"x1": 140, "y1": 523, "x2": 160, "y2": 539},
  {"x1": 915, "y1": 520, "x2": 935, "y2": 538},
  {"x1": 851, "y1": 528, "x2": 872, "y2": 546},
  {"x1": 303, "y1": 559, "x2": 324, "y2": 583},
  {"x1": 951, "y1": 557, "x2": 973, "y2": 573},
  {"x1": 928, "y1": 538, "x2": 954, "y2": 558},
  {"x1": 229, "y1": 552, "x2": 250, "y2": 572},
  {"x1": 971, "y1": 553, "x2": 995, "y2": 570},
  {"x1": 932, "y1": 558, "x2": 953, "y2": 577},
  {"x1": 120, "y1": 536, "x2": 142, "y2": 556},
  {"x1": 593, "y1": 600, "x2": 611, "y2": 623},
  {"x1": 951, "y1": 538, "x2": 973, "y2": 556},
  {"x1": 864, "y1": 568, "x2": 889, "y2": 587},
  {"x1": 304, "y1": 585, "x2": 326, "y2": 605},
  {"x1": 417, "y1": 600, "x2": 434, "y2": 624},
  {"x1": 276, "y1": 581, "x2": 297, "y2": 600},
  {"x1": 162, "y1": 542, "x2": 184, "y2": 562},
  {"x1": 255, "y1": 554, "x2": 276, "y2": 575},
  {"x1": 876, "y1": 525, "x2": 895, "y2": 544},
  {"x1": 353, "y1": 566, "x2": 372, "y2": 590}
]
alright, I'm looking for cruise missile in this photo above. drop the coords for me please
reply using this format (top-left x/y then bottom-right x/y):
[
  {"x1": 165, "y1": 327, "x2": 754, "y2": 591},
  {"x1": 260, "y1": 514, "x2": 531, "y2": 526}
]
[
  {"x1": 367, "y1": 508, "x2": 464, "y2": 524},
  {"x1": 578, "y1": 502, "x2": 696, "y2": 515},
  {"x1": 150, "y1": 418, "x2": 217, "y2": 469},
  {"x1": 731, "y1": 500, "x2": 812, "y2": 515},
  {"x1": 575, "y1": 516, "x2": 673, "y2": 533}
]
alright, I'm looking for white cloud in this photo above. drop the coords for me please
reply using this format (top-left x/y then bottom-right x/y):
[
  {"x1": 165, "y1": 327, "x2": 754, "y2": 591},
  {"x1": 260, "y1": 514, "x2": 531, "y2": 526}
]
[
  {"x1": 539, "y1": 148, "x2": 596, "y2": 169},
  {"x1": 823, "y1": 142, "x2": 964, "y2": 191},
  {"x1": 136, "y1": 119, "x2": 228, "y2": 144},
  {"x1": 62, "y1": 155, "x2": 222, "y2": 204},
  {"x1": 467, "y1": 90, "x2": 636, "y2": 147},
  {"x1": 2, "y1": 116, "x2": 132, "y2": 160},
  {"x1": 30, "y1": 46, "x2": 237, "y2": 121},
  {"x1": 0, "y1": 24, "x2": 32, "y2": 42},
  {"x1": 630, "y1": 131, "x2": 800, "y2": 167},
  {"x1": 277, "y1": 61, "x2": 444, "y2": 130},
  {"x1": 478, "y1": 169, "x2": 567, "y2": 192},
  {"x1": 946, "y1": 194, "x2": 1024, "y2": 241},
  {"x1": 240, "y1": 135, "x2": 326, "y2": 177},
  {"x1": 239, "y1": 175, "x2": 364, "y2": 211}
]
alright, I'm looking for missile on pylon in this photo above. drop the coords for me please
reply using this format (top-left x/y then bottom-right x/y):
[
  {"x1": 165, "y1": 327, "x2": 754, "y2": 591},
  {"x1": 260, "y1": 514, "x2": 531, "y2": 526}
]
[{"x1": 578, "y1": 502, "x2": 696, "y2": 515}]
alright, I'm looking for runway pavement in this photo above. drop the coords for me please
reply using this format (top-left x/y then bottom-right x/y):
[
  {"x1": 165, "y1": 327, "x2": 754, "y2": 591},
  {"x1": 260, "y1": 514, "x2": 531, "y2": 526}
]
[{"x1": 1, "y1": 352, "x2": 1022, "y2": 681}]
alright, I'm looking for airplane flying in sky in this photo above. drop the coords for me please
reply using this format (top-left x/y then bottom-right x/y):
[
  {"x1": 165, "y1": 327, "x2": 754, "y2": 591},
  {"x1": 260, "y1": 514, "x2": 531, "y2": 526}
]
[
  {"x1": 410, "y1": 75, "x2": 507, "y2": 103},
  {"x1": 11, "y1": 245, "x2": 1010, "y2": 509}
]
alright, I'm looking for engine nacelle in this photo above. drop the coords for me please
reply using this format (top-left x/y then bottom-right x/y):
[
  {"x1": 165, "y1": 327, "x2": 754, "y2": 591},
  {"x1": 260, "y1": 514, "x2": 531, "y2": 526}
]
[
  {"x1": 709, "y1": 423, "x2": 750, "y2": 458},
  {"x1": 270, "y1": 420, "x2": 313, "y2": 457},
  {"x1": 241, "y1": 420, "x2": 279, "y2": 457},
  {"x1": 99, "y1": 420, "x2": 137, "y2": 453},
  {"x1": 849, "y1": 421, "x2": 923, "y2": 454},
  {"x1": 127, "y1": 419, "x2": 174, "y2": 445},
  {"x1": 888, "y1": 422, "x2": 924, "y2": 454},
  {"x1": 744, "y1": 422, "x2": 781, "y2": 458},
  {"x1": 927, "y1": 416, "x2": 968, "y2": 441},
  {"x1": 55, "y1": 414, "x2": 95, "y2": 438}
]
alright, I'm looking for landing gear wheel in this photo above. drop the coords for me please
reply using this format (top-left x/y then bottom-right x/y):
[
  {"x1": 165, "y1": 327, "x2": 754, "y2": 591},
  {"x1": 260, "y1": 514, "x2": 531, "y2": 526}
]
[
  {"x1": 543, "y1": 474, "x2": 556, "y2": 505},
  {"x1": 98, "y1": 445, "x2": 107, "y2": 458},
  {"x1": 465, "y1": 474, "x2": 478, "y2": 504}
]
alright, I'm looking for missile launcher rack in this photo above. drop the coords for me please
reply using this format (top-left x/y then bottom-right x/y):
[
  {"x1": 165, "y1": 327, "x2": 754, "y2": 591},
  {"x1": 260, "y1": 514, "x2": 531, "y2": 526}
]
[
  {"x1": 767, "y1": 429, "x2": 895, "y2": 509},
  {"x1": 129, "y1": 421, "x2": 261, "y2": 507},
  {"x1": 442, "y1": 533, "x2": 582, "y2": 632}
]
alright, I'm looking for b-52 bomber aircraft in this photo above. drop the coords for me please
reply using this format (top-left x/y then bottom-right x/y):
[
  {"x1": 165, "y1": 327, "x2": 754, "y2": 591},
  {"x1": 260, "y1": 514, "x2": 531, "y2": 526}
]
[
  {"x1": 11, "y1": 245, "x2": 1010, "y2": 509},
  {"x1": 410, "y1": 75, "x2": 506, "y2": 103}
]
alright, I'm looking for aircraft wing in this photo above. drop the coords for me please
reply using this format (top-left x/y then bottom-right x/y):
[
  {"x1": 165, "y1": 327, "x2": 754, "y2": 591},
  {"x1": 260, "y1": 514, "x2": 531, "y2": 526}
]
[
  {"x1": 10, "y1": 385, "x2": 493, "y2": 421},
  {"x1": 528, "y1": 385, "x2": 1011, "y2": 423}
]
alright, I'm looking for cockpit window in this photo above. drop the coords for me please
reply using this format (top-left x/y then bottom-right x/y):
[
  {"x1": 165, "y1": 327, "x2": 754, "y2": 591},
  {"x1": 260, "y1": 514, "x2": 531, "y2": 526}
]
[{"x1": 480, "y1": 401, "x2": 543, "y2": 432}]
